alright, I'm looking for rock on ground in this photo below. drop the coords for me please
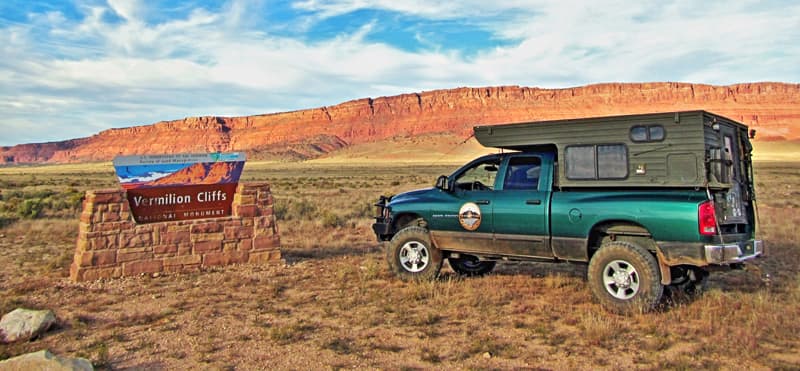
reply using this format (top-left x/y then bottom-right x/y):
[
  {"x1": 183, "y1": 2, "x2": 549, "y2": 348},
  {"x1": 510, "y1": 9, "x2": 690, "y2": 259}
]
[
  {"x1": 0, "y1": 350, "x2": 93, "y2": 371},
  {"x1": 0, "y1": 308, "x2": 56, "y2": 343}
]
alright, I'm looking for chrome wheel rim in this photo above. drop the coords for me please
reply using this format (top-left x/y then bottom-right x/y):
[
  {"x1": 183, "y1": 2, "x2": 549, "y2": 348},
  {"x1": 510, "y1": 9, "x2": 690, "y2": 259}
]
[
  {"x1": 602, "y1": 260, "x2": 640, "y2": 299},
  {"x1": 399, "y1": 241, "x2": 429, "y2": 273}
]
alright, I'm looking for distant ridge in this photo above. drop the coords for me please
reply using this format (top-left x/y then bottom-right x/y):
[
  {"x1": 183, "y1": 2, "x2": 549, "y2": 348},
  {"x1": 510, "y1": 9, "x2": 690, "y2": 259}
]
[{"x1": 2, "y1": 82, "x2": 798, "y2": 164}]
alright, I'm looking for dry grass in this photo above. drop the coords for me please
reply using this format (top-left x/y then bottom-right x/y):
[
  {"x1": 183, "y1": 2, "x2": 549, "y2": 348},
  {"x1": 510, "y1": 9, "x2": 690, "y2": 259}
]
[{"x1": 0, "y1": 160, "x2": 798, "y2": 369}]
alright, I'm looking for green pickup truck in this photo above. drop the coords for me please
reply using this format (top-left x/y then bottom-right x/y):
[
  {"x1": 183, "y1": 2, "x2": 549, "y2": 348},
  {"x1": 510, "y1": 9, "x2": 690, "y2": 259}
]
[{"x1": 372, "y1": 111, "x2": 763, "y2": 313}]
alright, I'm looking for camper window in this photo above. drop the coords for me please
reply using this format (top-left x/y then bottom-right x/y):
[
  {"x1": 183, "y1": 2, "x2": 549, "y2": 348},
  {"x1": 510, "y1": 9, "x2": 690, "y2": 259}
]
[
  {"x1": 566, "y1": 144, "x2": 629, "y2": 180},
  {"x1": 630, "y1": 125, "x2": 665, "y2": 142}
]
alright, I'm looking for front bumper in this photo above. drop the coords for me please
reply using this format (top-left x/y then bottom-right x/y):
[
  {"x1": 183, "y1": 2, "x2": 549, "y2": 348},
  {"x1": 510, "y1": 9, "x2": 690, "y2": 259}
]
[
  {"x1": 372, "y1": 195, "x2": 392, "y2": 241},
  {"x1": 372, "y1": 219, "x2": 391, "y2": 237},
  {"x1": 704, "y1": 239, "x2": 763, "y2": 264}
]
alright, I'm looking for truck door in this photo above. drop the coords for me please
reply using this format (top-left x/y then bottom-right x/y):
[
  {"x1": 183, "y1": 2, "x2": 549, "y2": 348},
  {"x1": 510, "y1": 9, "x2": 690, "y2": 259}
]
[
  {"x1": 428, "y1": 157, "x2": 497, "y2": 253},
  {"x1": 492, "y1": 154, "x2": 553, "y2": 258}
]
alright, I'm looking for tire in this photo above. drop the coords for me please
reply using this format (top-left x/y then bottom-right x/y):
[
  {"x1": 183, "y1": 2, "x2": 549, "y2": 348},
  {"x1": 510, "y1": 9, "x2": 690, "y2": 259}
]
[
  {"x1": 587, "y1": 241, "x2": 663, "y2": 314},
  {"x1": 449, "y1": 255, "x2": 496, "y2": 276},
  {"x1": 386, "y1": 226, "x2": 443, "y2": 281}
]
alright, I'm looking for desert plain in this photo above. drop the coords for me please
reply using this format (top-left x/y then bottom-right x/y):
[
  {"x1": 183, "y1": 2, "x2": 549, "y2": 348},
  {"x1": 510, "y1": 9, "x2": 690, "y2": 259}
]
[{"x1": 1, "y1": 140, "x2": 799, "y2": 369}]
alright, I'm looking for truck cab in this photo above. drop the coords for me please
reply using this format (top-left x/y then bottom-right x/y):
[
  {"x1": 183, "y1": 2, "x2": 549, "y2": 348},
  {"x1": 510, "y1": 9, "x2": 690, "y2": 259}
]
[{"x1": 372, "y1": 111, "x2": 763, "y2": 313}]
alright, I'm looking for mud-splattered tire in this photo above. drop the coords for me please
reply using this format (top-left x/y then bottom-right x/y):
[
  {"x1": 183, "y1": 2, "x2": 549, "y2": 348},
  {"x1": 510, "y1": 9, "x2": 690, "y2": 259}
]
[
  {"x1": 449, "y1": 255, "x2": 496, "y2": 276},
  {"x1": 386, "y1": 226, "x2": 442, "y2": 281},
  {"x1": 588, "y1": 241, "x2": 663, "y2": 314}
]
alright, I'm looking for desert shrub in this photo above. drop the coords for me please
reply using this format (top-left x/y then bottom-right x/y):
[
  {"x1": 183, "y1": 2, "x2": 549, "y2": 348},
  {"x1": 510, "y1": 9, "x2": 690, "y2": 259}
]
[
  {"x1": 17, "y1": 198, "x2": 45, "y2": 219},
  {"x1": 288, "y1": 199, "x2": 317, "y2": 220},
  {"x1": 0, "y1": 212, "x2": 18, "y2": 228},
  {"x1": 321, "y1": 211, "x2": 345, "y2": 228},
  {"x1": 273, "y1": 198, "x2": 288, "y2": 220}
]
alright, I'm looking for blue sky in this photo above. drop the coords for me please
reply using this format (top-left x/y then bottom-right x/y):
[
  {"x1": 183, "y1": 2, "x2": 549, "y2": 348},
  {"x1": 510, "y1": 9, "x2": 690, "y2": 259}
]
[{"x1": 1, "y1": 0, "x2": 798, "y2": 146}]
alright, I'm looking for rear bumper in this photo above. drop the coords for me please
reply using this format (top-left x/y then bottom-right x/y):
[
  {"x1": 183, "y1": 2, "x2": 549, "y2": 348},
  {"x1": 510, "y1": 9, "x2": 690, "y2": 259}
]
[{"x1": 704, "y1": 239, "x2": 763, "y2": 264}]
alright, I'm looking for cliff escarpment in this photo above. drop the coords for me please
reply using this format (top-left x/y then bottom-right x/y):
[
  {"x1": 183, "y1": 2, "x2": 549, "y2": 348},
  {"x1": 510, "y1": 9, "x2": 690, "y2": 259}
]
[{"x1": 2, "y1": 82, "x2": 798, "y2": 164}]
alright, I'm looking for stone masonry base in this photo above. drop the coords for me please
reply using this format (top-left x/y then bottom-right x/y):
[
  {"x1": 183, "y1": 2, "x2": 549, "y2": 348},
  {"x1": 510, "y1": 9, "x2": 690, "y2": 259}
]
[{"x1": 70, "y1": 182, "x2": 281, "y2": 282}]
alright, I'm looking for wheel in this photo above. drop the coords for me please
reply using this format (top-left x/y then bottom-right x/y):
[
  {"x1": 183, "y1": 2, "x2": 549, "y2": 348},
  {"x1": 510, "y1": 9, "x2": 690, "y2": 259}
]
[
  {"x1": 386, "y1": 226, "x2": 442, "y2": 281},
  {"x1": 587, "y1": 241, "x2": 663, "y2": 314},
  {"x1": 449, "y1": 255, "x2": 496, "y2": 276}
]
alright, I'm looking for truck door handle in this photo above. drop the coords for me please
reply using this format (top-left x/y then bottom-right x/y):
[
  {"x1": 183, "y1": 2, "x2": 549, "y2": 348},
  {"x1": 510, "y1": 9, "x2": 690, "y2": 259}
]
[
  {"x1": 526, "y1": 199, "x2": 542, "y2": 205},
  {"x1": 475, "y1": 200, "x2": 490, "y2": 205}
]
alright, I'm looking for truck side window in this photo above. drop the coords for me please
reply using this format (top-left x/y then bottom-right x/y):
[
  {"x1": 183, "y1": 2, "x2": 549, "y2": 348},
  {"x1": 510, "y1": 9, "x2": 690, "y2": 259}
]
[
  {"x1": 504, "y1": 157, "x2": 541, "y2": 190},
  {"x1": 454, "y1": 159, "x2": 499, "y2": 191}
]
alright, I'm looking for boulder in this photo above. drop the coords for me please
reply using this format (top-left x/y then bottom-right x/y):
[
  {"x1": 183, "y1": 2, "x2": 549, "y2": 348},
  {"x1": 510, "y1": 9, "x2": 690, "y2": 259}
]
[
  {"x1": 0, "y1": 350, "x2": 93, "y2": 371},
  {"x1": 0, "y1": 308, "x2": 57, "y2": 343}
]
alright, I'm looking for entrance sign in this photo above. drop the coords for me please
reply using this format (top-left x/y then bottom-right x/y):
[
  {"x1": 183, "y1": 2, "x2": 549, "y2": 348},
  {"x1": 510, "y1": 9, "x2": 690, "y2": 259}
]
[{"x1": 113, "y1": 153, "x2": 246, "y2": 224}]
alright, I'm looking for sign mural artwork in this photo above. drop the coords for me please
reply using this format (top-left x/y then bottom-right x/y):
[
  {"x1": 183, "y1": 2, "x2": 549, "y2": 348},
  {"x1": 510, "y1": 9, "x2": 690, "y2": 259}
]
[{"x1": 113, "y1": 153, "x2": 246, "y2": 224}]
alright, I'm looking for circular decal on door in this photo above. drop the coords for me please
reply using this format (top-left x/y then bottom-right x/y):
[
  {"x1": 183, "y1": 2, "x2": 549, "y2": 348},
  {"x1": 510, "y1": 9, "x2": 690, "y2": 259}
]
[{"x1": 458, "y1": 202, "x2": 482, "y2": 231}]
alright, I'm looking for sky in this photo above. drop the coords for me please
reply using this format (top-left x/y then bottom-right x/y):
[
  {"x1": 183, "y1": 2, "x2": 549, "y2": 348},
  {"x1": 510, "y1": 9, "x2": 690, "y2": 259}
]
[{"x1": 1, "y1": 0, "x2": 798, "y2": 146}]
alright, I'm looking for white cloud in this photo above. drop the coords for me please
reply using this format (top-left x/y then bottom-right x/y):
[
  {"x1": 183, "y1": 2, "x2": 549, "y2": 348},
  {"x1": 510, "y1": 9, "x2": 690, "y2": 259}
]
[
  {"x1": 0, "y1": 0, "x2": 798, "y2": 146},
  {"x1": 107, "y1": 0, "x2": 141, "y2": 22}
]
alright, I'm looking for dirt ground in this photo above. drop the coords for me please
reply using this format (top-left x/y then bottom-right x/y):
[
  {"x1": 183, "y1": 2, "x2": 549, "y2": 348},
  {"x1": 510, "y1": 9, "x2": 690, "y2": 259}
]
[{"x1": 1, "y1": 162, "x2": 799, "y2": 370}]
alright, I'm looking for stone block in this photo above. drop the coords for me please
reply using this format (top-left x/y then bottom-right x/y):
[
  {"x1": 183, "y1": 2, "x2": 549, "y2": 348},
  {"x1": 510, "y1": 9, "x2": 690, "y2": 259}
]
[
  {"x1": 90, "y1": 250, "x2": 117, "y2": 266},
  {"x1": 191, "y1": 222, "x2": 223, "y2": 234},
  {"x1": 256, "y1": 206, "x2": 273, "y2": 217},
  {"x1": 193, "y1": 232, "x2": 224, "y2": 242},
  {"x1": 235, "y1": 205, "x2": 258, "y2": 218},
  {"x1": 194, "y1": 240, "x2": 222, "y2": 253},
  {"x1": 154, "y1": 245, "x2": 178, "y2": 255},
  {"x1": 120, "y1": 231, "x2": 153, "y2": 249},
  {"x1": 72, "y1": 266, "x2": 122, "y2": 281},
  {"x1": 87, "y1": 235, "x2": 117, "y2": 250},
  {"x1": 203, "y1": 251, "x2": 249, "y2": 267},
  {"x1": 162, "y1": 231, "x2": 191, "y2": 245},
  {"x1": 123, "y1": 260, "x2": 163, "y2": 276},
  {"x1": 238, "y1": 238, "x2": 253, "y2": 251},
  {"x1": 234, "y1": 194, "x2": 256, "y2": 205},
  {"x1": 248, "y1": 250, "x2": 281, "y2": 264},
  {"x1": 89, "y1": 191, "x2": 124, "y2": 204},
  {"x1": 252, "y1": 235, "x2": 278, "y2": 251},
  {"x1": 167, "y1": 224, "x2": 191, "y2": 233},
  {"x1": 253, "y1": 226, "x2": 274, "y2": 238},
  {"x1": 74, "y1": 252, "x2": 93, "y2": 267},
  {"x1": 177, "y1": 245, "x2": 193, "y2": 256},
  {"x1": 224, "y1": 226, "x2": 253, "y2": 240},
  {"x1": 163, "y1": 255, "x2": 201, "y2": 267},
  {"x1": 80, "y1": 213, "x2": 93, "y2": 224},
  {"x1": 103, "y1": 211, "x2": 121, "y2": 222},
  {"x1": 75, "y1": 237, "x2": 89, "y2": 251},
  {"x1": 117, "y1": 250, "x2": 153, "y2": 263}
]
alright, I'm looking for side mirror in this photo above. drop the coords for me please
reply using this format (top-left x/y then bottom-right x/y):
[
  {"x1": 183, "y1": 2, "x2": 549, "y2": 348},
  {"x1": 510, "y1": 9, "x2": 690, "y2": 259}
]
[
  {"x1": 749, "y1": 129, "x2": 756, "y2": 139},
  {"x1": 435, "y1": 175, "x2": 449, "y2": 191}
]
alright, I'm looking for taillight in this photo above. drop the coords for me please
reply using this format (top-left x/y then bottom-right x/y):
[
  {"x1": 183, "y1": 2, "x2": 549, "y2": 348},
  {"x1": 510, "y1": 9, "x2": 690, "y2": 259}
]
[{"x1": 698, "y1": 200, "x2": 717, "y2": 236}]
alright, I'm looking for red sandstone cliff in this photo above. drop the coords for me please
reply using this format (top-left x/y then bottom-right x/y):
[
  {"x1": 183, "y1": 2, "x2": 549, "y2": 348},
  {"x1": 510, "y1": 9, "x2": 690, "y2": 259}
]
[{"x1": 2, "y1": 82, "x2": 798, "y2": 164}]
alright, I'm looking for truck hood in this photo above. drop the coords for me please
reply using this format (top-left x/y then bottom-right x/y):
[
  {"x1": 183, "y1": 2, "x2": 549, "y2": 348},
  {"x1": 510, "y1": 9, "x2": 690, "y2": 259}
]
[{"x1": 388, "y1": 187, "x2": 437, "y2": 206}]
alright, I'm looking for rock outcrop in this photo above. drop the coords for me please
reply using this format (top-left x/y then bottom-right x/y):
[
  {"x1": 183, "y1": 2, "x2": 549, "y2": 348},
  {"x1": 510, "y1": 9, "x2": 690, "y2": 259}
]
[
  {"x1": 0, "y1": 350, "x2": 93, "y2": 371},
  {"x1": 2, "y1": 82, "x2": 798, "y2": 164},
  {"x1": 0, "y1": 308, "x2": 57, "y2": 343}
]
